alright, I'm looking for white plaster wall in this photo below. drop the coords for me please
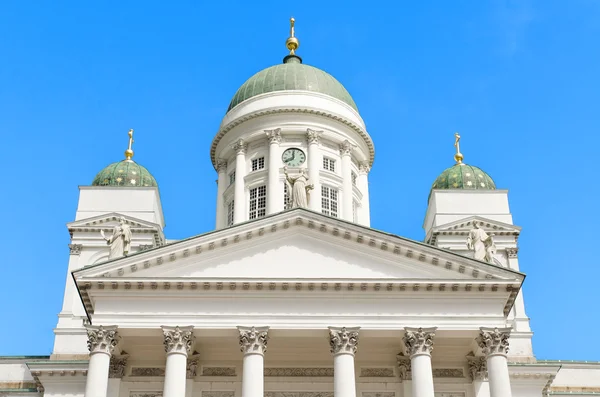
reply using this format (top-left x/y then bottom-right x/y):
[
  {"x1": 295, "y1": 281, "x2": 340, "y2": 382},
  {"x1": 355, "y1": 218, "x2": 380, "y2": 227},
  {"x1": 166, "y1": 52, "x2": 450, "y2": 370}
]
[
  {"x1": 551, "y1": 365, "x2": 600, "y2": 387},
  {"x1": 424, "y1": 191, "x2": 513, "y2": 234},
  {"x1": 0, "y1": 361, "x2": 36, "y2": 381},
  {"x1": 76, "y1": 187, "x2": 164, "y2": 227}
]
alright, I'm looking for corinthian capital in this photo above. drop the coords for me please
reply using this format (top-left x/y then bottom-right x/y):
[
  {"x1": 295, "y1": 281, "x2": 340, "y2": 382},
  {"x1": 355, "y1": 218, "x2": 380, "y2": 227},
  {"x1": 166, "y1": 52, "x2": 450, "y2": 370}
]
[
  {"x1": 396, "y1": 352, "x2": 412, "y2": 381},
  {"x1": 86, "y1": 325, "x2": 119, "y2": 355},
  {"x1": 306, "y1": 128, "x2": 323, "y2": 144},
  {"x1": 162, "y1": 326, "x2": 195, "y2": 356},
  {"x1": 466, "y1": 352, "x2": 488, "y2": 381},
  {"x1": 339, "y1": 140, "x2": 356, "y2": 156},
  {"x1": 477, "y1": 327, "x2": 511, "y2": 357},
  {"x1": 265, "y1": 128, "x2": 282, "y2": 144},
  {"x1": 216, "y1": 159, "x2": 228, "y2": 173},
  {"x1": 402, "y1": 327, "x2": 436, "y2": 357},
  {"x1": 358, "y1": 161, "x2": 371, "y2": 175},
  {"x1": 232, "y1": 139, "x2": 248, "y2": 155},
  {"x1": 328, "y1": 326, "x2": 360, "y2": 356},
  {"x1": 109, "y1": 353, "x2": 129, "y2": 378},
  {"x1": 238, "y1": 326, "x2": 269, "y2": 356},
  {"x1": 69, "y1": 244, "x2": 82, "y2": 255}
]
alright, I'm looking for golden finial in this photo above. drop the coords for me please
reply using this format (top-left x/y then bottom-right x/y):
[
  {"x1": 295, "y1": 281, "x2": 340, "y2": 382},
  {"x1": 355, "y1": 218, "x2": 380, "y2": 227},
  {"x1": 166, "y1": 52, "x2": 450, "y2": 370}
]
[
  {"x1": 285, "y1": 17, "x2": 299, "y2": 55},
  {"x1": 125, "y1": 129, "x2": 134, "y2": 161},
  {"x1": 454, "y1": 132, "x2": 464, "y2": 164}
]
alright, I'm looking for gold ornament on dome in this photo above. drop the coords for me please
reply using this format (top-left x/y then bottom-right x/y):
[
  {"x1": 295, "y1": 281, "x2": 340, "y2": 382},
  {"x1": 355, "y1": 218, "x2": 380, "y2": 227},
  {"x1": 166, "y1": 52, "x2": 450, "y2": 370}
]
[
  {"x1": 286, "y1": 17, "x2": 299, "y2": 55},
  {"x1": 125, "y1": 129, "x2": 135, "y2": 161},
  {"x1": 454, "y1": 132, "x2": 464, "y2": 164}
]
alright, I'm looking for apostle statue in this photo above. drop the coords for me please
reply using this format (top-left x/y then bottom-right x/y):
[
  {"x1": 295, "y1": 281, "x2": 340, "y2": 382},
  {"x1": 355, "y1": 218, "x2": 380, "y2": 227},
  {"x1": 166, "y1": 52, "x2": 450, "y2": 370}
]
[
  {"x1": 101, "y1": 216, "x2": 132, "y2": 259},
  {"x1": 466, "y1": 222, "x2": 496, "y2": 263},
  {"x1": 284, "y1": 167, "x2": 313, "y2": 209}
]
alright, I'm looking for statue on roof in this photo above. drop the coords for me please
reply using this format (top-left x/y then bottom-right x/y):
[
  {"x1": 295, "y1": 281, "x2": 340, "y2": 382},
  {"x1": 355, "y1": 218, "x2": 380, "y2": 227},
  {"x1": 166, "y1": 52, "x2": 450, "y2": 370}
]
[
  {"x1": 101, "y1": 216, "x2": 132, "y2": 259},
  {"x1": 284, "y1": 167, "x2": 313, "y2": 209},
  {"x1": 467, "y1": 222, "x2": 496, "y2": 263}
]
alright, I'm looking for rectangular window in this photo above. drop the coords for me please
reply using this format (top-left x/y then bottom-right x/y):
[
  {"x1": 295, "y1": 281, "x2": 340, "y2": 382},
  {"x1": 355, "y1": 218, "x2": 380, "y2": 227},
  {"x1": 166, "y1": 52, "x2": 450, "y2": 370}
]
[
  {"x1": 284, "y1": 183, "x2": 292, "y2": 210},
  {"x1": 227, "y1": 200, "x2": 235, "y2": 226},
  {"x1": 352, "y1": 200, "x2": 358, "y2": 223},
  {"x1": 229, "y1": 171, "x2": 236, "y2": 186},
  {"x1": 323, "y1": 157, "x2": 336, "y2": 172},
  {"x1": 251, "y1": 157, "x2": 265, "y2": 172},
  {"x1": 249, "y1": 185, "x2": 267, "y2": 219},
  {"x1": 351, "y1": 171, "x2": 357, "y2": 186},
  {"x1": 321, "y1": 186, "x2": 338, "y2": 218}
]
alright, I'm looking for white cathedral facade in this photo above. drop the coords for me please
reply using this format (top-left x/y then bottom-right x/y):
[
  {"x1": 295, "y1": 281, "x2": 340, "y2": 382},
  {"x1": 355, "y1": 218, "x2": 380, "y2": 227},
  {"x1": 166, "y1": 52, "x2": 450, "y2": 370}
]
[{"x1": 1, "y1": 20, "x2": 598, "y2": 397}]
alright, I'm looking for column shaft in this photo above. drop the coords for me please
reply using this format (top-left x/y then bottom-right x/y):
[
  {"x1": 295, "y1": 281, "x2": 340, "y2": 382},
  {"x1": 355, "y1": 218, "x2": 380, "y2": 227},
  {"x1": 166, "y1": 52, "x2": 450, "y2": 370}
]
[
  {"x1": 233, "y1": 140, "x2": 247, "y2": 223},
  {"x1": 162, "y1": 326, "x2": 195, "y2": 397},
  {"x1": 477, "y1": 327, "x2": 512, "y2": 397},
  {"x1": 403, "y1": 327, "x2": 437, "y2": 397},
  {"x1": 238, "y1": 326, "x2": 269, "y2": 397},
  {"x1": 329, "y1": 326, "x2": 360, "y2": 397},
  {"x1": 333, "y1": 353, "x2": 357, "y2": 397},
  {"x1": 307, "y1": 130, "x2": 322, "y2": 213},
  {"x1": 242, "y1": 353, "x2": 264, "y2": 397},
  {"x1": 487, "y1": 355, "x2": 511, "y2": 397},
  {"x1": 84, "y1": 325, "x2": 119, "y2": 397},
  {"x1": 266, "y1": 129, "x2": 282, "y2": 215},
  {"x1": 358, "y1": 162, "x2": 371, "y2": 226},
  {"x1": 85, "y1": 351, "x2": 111, "y2": 397},
  {"x1": 215, "y1": 160, "x2": 227, "y2": 229},
  {"x1": 164, "y1": 352, "x2": 188, "y2": 397},
  {"x1": 339, "y1": 140, "x2": 355, "y2": 222},
  {"x1": 411, "y1": 354, "x2": 435, "y2": 397}
]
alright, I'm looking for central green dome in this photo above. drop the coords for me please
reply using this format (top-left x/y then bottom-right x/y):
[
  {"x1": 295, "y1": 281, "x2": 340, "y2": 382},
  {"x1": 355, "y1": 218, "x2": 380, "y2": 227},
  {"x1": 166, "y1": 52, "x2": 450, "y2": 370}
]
[{"x1": 227, "y1": 56, "x2": 358, "y2": 112}]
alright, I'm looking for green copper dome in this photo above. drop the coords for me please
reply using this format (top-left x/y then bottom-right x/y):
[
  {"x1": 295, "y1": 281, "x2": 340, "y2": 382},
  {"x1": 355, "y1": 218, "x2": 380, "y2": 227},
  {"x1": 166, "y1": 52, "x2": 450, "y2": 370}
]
[
  {"x1": 227, "y1": 56, "x2": 358, "y2": 112},
  {"x1": 431, "y1": 163, "x2": 496, "y2": 193},
  {"x1": 92, "y1": 160, "x2": 158, "y2": 187}
]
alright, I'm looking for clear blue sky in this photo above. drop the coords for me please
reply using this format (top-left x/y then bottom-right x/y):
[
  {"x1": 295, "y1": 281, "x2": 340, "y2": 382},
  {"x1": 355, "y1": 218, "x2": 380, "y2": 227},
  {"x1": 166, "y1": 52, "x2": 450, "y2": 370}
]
[{"x1": 0, "y1": 0, "x2": 598, "y2": 360}]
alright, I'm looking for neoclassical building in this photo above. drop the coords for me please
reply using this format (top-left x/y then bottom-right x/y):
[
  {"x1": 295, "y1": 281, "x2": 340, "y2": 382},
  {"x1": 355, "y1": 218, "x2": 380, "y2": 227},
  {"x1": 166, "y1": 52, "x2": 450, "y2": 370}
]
[{"x1": 1, "y1": 19, "x2": 598, "y2": 397}]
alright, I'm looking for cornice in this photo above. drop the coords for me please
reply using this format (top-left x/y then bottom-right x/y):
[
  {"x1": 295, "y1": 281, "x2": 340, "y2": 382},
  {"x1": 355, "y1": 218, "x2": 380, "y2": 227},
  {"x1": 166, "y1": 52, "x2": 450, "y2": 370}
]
[
  {"x1": 426, "y1": 217, "x2": 521, "y2": 246},
  {"x1": 211, "y1": 107, "x2": 375, "y2": 170},
  {"x1": 68, "y1": 213, "x2": 164, "y2": 247},
  {"x1": 73, "y1": 209, "x2": 523, "y2": 316}
]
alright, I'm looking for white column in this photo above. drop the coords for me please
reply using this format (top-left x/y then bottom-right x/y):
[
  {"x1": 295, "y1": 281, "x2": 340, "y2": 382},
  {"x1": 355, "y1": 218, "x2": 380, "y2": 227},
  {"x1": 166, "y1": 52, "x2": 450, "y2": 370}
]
[
  {"x1": 233, "y1": 140, "x2": 248, "y2": 224},
  {"x1": 357, "y1": 161, "x2": 371, "y2": 227},
  {"x1": 162, "y1": 326, "x2": 195, "y2": 397},
  {"x1": 186, "y1": 352, "x2": 200, "y2": 397},
  {"x1": 215, "y1": 159, "x2": 228, "y2": 229},
  {"x1": 85, "y1": 325, "x2": 120, "y2": 397},
  {"x1": 403, "y1": 327, "x2": 436, "y2": 397},
  {"x1": 107, "y1": 353, "x2": 128, "y2": 397},
  {"x1": 329, "y1": 326, "x2": 360, "y2": 397},
  {"x1": 477, "y1": 328, "x2": 512, "y2": 397},
  {"x1": 238, "y1": 326, "x2": 269, "y2": 397},
  {"x1": 266, "y1": 129, "x2": 282, "y2": 215},
  {"x1": 307, "y1": 129, "x2": 322, "y2": 213},
  {"x1": 467, "y1": 353, "x2": 490, "y2": 397},
  {"x1": 397, "y1": 354, "x2": 412, "y2": 397},
  {"x1": 339, "y1": 140, "x2": 355, "y2": 222}
]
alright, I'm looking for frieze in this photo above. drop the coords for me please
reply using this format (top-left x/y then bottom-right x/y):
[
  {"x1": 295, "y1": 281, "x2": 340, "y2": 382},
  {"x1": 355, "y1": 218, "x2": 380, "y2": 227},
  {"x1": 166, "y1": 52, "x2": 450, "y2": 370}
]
[
  {"x1": 362, "y1": 393, "x2": 394, "y2": 397},
  {"x1": 432, "y1": 369, "x2": 464, "y2": 378},
  {"x1": 202, "y1": 367, "x2": 236, "y2": 376},
  {"x1": 131, "y1": 367, "x2": 165, "y2": 377},
  {"x1": 264, "y1": 368, "x2": 334, "y2": 377},
  {"x1": 202, "y1": 392, "x2": 234, "y2": 397},
  {"x1": 360, "y1": 368, "x2": 395, "y2": 377},
  {"x1": 130, "y1": 393, "x2": 163, "y2": 397},
  {"x1": 265, "y1": 393, "x2": 333, "y2": 397}
]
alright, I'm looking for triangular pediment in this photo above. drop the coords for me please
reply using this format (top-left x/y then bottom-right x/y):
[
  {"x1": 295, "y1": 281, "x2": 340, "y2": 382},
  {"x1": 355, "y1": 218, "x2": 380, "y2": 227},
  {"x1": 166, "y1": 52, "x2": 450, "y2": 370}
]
[
  {"x1": 426, "y1": 216, "x2": 522, "y2": 245},
  {"x1": 68, "y1": 212, "x2": 165, "y2": 246},
  {"x1": 74, "y1": 209, "x2": 523, "y2": 283}
]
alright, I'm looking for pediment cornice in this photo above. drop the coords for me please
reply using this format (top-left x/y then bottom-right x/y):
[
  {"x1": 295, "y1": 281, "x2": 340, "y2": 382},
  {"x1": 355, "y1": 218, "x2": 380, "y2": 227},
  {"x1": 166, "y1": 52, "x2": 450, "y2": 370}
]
[
  {"x1": 426, "y1": 216, "x2": 522, "y2": 246},
  {"x1": 68, "y1": 212, "x2": 164, "y2": 246}
]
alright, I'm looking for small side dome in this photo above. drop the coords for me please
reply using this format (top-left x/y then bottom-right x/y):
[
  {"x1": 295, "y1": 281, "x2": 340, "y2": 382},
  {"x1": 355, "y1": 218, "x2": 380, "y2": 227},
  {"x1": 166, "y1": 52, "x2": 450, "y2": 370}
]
[
  {"x1": 431, "y1": 163, "x2": 496, "y2": 192},
  {"x1": 92, "y1": 160, "x2": 157, "y2": 187}
]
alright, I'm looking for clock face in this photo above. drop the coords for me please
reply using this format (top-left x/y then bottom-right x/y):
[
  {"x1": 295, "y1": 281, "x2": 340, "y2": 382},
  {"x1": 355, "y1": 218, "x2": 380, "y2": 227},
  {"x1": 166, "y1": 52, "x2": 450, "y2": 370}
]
[{"x1": 282, "y1": 148, "x2": 306, "y2": 167}]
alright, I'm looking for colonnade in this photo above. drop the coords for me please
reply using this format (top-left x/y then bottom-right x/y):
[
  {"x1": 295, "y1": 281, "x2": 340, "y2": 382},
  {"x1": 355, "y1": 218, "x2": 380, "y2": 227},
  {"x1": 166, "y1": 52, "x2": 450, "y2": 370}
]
[{"x1": 84, "y1": 325, "x2": 513, "y2": 397}]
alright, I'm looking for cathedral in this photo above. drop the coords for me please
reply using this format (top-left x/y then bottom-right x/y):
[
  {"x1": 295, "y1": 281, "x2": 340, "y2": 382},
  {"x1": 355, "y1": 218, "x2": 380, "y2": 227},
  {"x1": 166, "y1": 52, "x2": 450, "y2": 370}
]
[{"x1": 1, "y1": 18, "x2": 598, "y2": 397}]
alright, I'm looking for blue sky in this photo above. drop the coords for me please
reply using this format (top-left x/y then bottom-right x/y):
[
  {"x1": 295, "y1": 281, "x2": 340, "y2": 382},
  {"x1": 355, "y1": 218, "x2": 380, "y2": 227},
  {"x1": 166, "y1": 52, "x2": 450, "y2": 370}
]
[{"x1": 0, "y1": 0, "x2": 599, "y2": 360}]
